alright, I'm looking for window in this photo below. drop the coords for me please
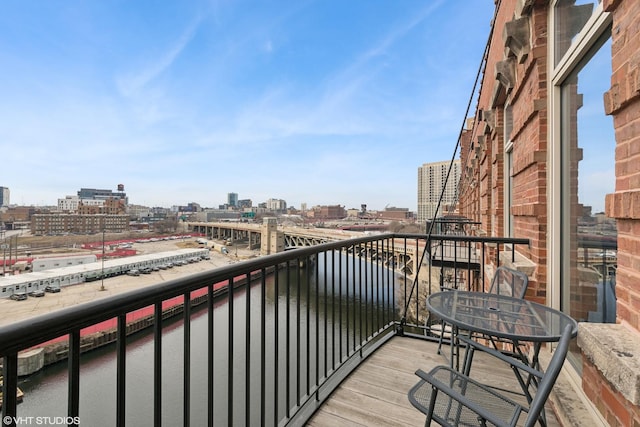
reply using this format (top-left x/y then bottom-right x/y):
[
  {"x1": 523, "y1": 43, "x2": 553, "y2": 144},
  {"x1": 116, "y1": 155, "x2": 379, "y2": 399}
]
[
  {"x1": 554, "y1": 0, "x2": 601, "y2": 66},
  {"x1": 504, "y1": 105, "x2": 514, "y2": 237},
  {"x1": 551, "y1": 1, "x2": 613, "y2": 372}
]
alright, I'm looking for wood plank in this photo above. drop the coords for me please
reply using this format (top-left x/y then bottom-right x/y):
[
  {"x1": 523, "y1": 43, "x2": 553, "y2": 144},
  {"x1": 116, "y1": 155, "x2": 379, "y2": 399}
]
[
  {"x1": 307, "y1": 411, "x2": 366, "y2": 427},
  {"x1": 315, "y1": 392, "x2": 420, "y2": 427},
  {"x1": 308, "y1": 336, "x2": 561, "y2": 426}
]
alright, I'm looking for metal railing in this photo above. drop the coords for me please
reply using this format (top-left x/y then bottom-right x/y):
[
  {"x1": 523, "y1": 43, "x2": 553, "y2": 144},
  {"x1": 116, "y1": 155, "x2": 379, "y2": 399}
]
[
  {"x1": 0, "y1": 232, "x2": 530, "y2": 426},
  {"x1": 577, "y1": 235, "x2": 617, "y2": 323}
]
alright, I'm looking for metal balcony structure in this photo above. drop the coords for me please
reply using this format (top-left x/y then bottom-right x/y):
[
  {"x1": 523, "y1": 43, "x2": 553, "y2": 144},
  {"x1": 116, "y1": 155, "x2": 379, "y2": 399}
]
[{"x1": 1, "y1": 232, "x2": 534, "y2": 426}]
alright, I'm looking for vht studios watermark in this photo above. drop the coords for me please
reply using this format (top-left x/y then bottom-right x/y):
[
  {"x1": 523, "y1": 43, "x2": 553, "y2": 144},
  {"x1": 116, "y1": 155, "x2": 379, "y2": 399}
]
[{"x1": 2, "y1": 416, "x2": 80, "y2": 426}]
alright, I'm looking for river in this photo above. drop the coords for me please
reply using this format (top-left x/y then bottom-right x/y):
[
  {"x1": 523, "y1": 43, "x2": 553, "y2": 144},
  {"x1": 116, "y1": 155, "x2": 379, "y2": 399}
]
[{"x1": 14, "y1": 253, "x2": 397, "y2": 426}]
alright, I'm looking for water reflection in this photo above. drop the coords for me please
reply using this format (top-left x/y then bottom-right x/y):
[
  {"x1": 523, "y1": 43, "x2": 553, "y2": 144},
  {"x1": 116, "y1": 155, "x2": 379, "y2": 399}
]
[{"x1": 16, "y1": 253, "x2": 397, "y2": 426}]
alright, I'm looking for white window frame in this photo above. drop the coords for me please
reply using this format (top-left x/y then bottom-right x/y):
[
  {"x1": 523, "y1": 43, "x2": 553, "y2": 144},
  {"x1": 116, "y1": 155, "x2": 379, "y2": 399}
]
[
  {"x1": 548, "y1": 0, "x2": 611, "y2": 312},
  {"x1": 548, "y1": 1, "x2": 612, "y2": 412}
]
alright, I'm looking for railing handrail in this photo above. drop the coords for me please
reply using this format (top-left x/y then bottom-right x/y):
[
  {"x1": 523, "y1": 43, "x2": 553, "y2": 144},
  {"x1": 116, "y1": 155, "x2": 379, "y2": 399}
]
[
  {"x1": 0, "y1": 232, "x2": 535, "y2": 355},
  {"x1": 577, "y1": 236, "x2": 617, "y2": 250},
  {"x1": 393, "y1": 233, "x2": 530, "y2": 245},
  {"x1": 0, "y1": 231, "x2": 542, "y2": 426},
  {"x1": 0, "y1": 233, "x2": 394, "y2": 355}
]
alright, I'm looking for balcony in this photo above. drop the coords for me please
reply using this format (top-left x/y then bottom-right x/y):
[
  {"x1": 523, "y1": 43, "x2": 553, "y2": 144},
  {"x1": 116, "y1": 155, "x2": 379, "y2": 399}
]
[{"x1": 0, "y1": 232, "x2": 597, "y2": 426}]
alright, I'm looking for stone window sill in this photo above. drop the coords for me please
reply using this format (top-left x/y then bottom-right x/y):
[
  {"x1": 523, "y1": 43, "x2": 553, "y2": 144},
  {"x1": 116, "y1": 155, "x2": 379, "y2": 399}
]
[{"x1": 578, "y1": 322, "x2": 640, "y2": 405}]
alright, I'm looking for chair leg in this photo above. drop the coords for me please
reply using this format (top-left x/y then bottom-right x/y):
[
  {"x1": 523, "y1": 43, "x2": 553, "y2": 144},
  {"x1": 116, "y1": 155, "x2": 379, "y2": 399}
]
[
  {"x1": 437, "y1": 319, "x2": 446, "y2": 355},
  {"x1": 462, "y1": 343, "x2": 475, "y2": 376},
  {"x1": 425, "y1": 385, "x2": 438, "y2": 426}
]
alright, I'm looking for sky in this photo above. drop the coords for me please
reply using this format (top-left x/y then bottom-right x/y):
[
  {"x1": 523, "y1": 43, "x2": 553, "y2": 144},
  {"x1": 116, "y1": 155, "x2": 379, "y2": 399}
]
[{"x1": 0, "y1": 0, "x2": 495, "y2": 211}]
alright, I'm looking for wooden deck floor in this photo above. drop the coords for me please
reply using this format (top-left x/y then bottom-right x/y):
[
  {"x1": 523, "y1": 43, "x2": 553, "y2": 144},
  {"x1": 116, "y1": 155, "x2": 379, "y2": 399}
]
[{"x1": 307, "y1": 336, "x2": 560, "y2": 427}]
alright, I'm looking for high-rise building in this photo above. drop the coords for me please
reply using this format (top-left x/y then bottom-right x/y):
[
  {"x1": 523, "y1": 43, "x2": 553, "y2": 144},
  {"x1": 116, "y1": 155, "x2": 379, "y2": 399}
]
[
  {"x1": 227, "y1": 192, "x2": 238, "y2": 207},
  {"x1": 77, "y1": 187, "x2": 127, "y2": 204},
  {"x1": 266, "y1": 198, "x2": 287, "y2": 213},
  {"x1": 417, "y1": 160, "x2": 460, "y2": 223},
  {"x1": 0, "y1": 186, "x2": 9, "y2": 207},
  {"x1": 237, "y1": 199, "x2": 252, "y2": 209}
]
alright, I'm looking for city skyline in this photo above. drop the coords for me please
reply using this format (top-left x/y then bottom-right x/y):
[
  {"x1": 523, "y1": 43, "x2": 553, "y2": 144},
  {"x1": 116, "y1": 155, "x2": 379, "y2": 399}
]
[
  {"x1": 0, "y1": 1, "x2": 494, "y2": 210},
  {"x1": 3, "y1": 184, "x2": 413, "y2": 213}
]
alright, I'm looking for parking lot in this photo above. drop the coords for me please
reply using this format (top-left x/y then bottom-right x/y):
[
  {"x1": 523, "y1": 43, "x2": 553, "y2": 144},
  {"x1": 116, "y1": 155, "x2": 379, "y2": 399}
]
[{"x1": 0, "y1": 237, "x2": 259, "y2": 327}]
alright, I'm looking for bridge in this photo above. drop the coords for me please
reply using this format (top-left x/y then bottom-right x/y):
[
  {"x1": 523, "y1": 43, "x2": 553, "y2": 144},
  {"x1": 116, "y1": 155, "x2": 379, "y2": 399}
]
[
  {"x1": 187, "y1": 220, "x2": 501, "y2": 289},
  {"x1": 187, "y1": 219, "x2": 425, "y2": 277}
]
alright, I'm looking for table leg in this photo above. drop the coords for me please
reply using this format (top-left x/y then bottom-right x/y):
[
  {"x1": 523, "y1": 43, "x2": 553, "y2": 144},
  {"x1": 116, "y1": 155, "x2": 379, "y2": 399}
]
[{"x1": 450, "y1": 324, "x2": 460, "y2": 371}]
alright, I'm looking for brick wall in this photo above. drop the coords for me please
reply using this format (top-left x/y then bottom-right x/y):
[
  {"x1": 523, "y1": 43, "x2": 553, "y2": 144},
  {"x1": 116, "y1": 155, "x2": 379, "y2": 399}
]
[
  {"x1": 459, "y1": 0, "x2": 640, "y2": 424},
  {"x1": 583, "y1": 356, "x2": 640, "y2": 426},
  {"x1": 459, "y1": 0, "x2": 547, "y2": 292},
  {"x1": 605, "y1": 0, "x2": 640, "y2": 337},
  {"x1": 592, "y1": 0, "x2": 640, "y2": 424}
]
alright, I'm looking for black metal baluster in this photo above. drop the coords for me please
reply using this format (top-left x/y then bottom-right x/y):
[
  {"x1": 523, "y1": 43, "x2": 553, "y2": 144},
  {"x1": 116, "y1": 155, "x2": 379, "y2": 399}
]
[
  {"x1": 380, "y1": 239, "x2": 386, "y2": 327},
  {"x1": 358, "y1": 243, "x2": 363, "y2": 352},
  {"x1": 364, "y1": 242, "x2": 369, "y2": 340},
  {"x1": 347, "y1": 244, "x2": 353, "y2": 354},
  {"x1": 273, "y1": 269, "x2": 279, "y2": 425},
  {"x1": 481, "y1": 241, "x2": 487, "y2": 288},
  {"x1": 285, "y1": 263, "x2": 291, "y2": 418},
  {"x1": 245, "y1": 273, "x2": 251, "y2": 427},
  {"x1": 3, "y1": 354, "x2": 18, "y2": 427},
  {"x1": 331, "y1": 249, "x2": 336, "y2": 370},
  {"x1": 338, "y1": 249, "x2": 343, "y2": 363},
  {"x1": 260, "y1": 269, "x2": 266, "y2": 426},
  {"x1": 116, "y1": 315, "x2": 126, "y2": 427},
  {"x1": 305, "y1": 256, "x2": 311, "y2": 397},
  {"x1": 68, "y1": 330, "x2": 80, "y2": 426},
  {"x1": 314, "y1": 254, "x2": 320, "y2": 401},
  {"x1": 390, "y1": 238, "x2": 395, "y2": 325},
  {"x1": 227, "y1": 278, "x2": 234, "y2": 427},
  {"x1": 184, "y1": 292, "x2": 191, "y2": 427},
  {"x1": 352, "y1": 243, "x2": 357, "y2": 353},
  {"x1": 296, "y1": 259, "x2": 301, "y2": 406},
  {"x1": 207, "y1": 284, "x2": 214, "y2": 427},
  {"x1": 415, "y1": 238, "x2": 420, "y2": 323},
  {"x1": 375, "y1": 240, "x2": 380, "y2": 333},
  {"x1": 323, "y1": 251, "x2": 328, "y2": 378},
  {"x1": 154, "y1": 302, "x2": 162, "y2": 427}
]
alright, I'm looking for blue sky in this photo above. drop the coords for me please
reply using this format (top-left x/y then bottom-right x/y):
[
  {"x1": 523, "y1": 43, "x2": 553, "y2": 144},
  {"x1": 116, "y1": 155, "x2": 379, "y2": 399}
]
[{"x1": 0, "y1": 1, "x2": 495, "y2": 210}]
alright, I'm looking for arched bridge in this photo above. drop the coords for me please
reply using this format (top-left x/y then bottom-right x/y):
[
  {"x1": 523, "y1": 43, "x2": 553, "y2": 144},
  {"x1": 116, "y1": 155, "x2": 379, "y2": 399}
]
[{"x1": 187, "y1": 221, "x2": 424, "y2": 277}]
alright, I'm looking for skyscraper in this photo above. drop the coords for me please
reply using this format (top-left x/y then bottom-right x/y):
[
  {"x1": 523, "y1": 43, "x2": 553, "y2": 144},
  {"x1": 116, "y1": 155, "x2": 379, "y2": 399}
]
[
  {"x1": 417, "y1": 160, "x2": 460, "y2": 223},
  {"x1": 227, "y1": 192, "x2": 238, "y2": 207},
  {"x1": 0, "y1": 186, "x2": 9, "y2": 207}
]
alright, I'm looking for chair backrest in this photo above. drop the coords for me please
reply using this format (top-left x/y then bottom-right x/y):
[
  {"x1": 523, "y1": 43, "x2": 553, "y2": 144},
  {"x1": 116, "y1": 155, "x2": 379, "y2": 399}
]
[
  {"x1": 524, "y1": 324, "x2": 573, "y2": 427},
  {"x1": 488, "y1": 266, "x2": 529, "y2": 299}
]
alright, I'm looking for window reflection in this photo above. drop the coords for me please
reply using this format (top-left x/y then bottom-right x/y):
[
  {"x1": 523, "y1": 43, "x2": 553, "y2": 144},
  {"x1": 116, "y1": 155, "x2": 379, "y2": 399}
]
[
  {"x1": 561, "y1": 37, "x2": 614, "y2": 370},
  {"x1": 554, "y1": 0, "x2": 600, "y2": 66}
]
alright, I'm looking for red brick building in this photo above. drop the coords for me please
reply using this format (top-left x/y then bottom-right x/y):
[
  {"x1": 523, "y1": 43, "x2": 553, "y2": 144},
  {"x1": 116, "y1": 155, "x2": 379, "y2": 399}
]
[
  {"x1": 459, "y1": 1, "x2": 640, "y2": 425},
  {"x1": 31, "y1": 214, "x2": 129, "y2": 235},
  {"x1": 375, "y1": 207, "x2": 414, "y2": 221},
  {"x1": 309, "y1": 205, "x2": 347, "y2": 220},
  {"x1": 0, "y1": 206, "x2": 37, "y2": 228},
  {"x1": 77, "y1": 198, "x2": 126, "y2": 215}
]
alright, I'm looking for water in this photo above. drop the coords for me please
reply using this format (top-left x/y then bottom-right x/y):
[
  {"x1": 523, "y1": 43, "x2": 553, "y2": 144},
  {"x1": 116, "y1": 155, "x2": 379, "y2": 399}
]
[{"x1": 14, "y1": 253, "x2": 397, "y2": 426}]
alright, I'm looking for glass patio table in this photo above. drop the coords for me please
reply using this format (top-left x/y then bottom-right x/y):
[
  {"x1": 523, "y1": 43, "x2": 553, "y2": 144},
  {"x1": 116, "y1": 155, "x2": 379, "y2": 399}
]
[
  {"x1": 427, "y1": 290, "x2": 578, "y2": 427},
  {"x1": 427, "y1": 290, "x2": 578, "y2": 373}
]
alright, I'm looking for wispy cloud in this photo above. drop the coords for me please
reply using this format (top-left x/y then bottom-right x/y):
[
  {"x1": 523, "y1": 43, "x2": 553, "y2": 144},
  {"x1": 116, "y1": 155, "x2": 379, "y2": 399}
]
[
  {"x1": 1, "y1": 1, "x2": 497, "y2": 209},
  {"x1": 116, "y1": 14, "x2": 203, "y2": 98}
]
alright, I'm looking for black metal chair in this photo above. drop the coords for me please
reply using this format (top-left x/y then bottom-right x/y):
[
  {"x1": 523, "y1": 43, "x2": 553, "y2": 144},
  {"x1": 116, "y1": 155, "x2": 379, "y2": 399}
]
[
  {"x1": 434, "y1": 266, "x2": 529, "y2": 356},
  {"x1": 488, "y1": 266, "x2": 529, "y2": 299},
  {"x1": 477, "y1": 266, "x2": 530, "y2": 356},
  {"x1": 408, "y1": 324, "x2": 573, "y2": 427}
]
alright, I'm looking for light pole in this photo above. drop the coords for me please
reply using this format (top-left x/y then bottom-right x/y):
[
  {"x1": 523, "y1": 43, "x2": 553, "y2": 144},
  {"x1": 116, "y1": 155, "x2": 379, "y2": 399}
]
[
  {"x1": 1, "y1": 242, "x2": 8, "y2": 276},
  {"x1": 100, "y1": 228, "x2": 106, "y2": 291}
]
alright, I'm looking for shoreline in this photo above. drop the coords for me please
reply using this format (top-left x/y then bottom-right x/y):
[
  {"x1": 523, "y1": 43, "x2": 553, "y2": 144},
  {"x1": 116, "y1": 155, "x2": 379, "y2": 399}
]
[
  {"x1": 0, "y1": 237, "x2": 262, "y2": 377},
  {"x1": 15, "y1": 266, "x2": 271, "y2": 377}
]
